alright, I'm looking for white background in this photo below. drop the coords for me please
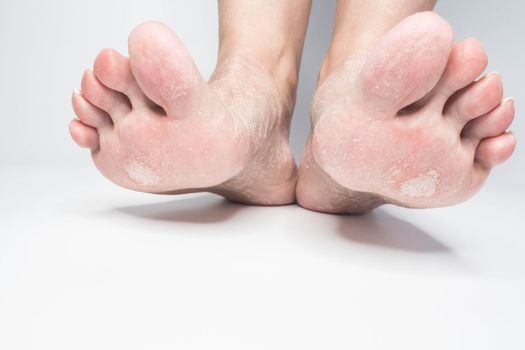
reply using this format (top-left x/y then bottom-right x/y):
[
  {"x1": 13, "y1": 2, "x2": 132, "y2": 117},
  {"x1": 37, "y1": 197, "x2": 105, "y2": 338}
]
[{"x1": 1, "y1": 1, "x2": 524, "y2": 349}]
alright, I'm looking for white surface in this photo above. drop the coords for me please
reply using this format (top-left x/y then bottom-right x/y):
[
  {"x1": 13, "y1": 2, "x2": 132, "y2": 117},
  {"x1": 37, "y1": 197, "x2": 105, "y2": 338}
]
[{"x1": 1, "y1": 164, "x2": 524, "y2": 349}]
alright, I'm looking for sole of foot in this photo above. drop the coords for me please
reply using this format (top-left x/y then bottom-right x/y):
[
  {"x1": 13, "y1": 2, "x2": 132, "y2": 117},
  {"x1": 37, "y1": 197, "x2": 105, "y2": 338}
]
[
  {"x1": 296, "y1": 11, "x2": 516, "y2": 214},
  {"x1": 69, "y1": 21, "x2": 297, "y2": 205}
]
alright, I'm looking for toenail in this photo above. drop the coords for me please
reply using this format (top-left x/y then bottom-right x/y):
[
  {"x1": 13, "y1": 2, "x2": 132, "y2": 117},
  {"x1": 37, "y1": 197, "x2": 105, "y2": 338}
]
[{"x1": 486, "y1": 71, "x2": 500, "y2": 79}]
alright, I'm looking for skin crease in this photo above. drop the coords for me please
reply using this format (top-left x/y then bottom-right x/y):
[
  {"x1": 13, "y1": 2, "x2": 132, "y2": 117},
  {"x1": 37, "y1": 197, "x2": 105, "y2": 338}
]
[{"x1": 70, "y1": 0, "x2": 516, "y2": 214}]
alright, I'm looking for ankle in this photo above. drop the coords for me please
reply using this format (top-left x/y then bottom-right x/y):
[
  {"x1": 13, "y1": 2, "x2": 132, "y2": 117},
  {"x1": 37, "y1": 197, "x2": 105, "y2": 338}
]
[
  {"x1": 216, "y1": 0, "x2": 310, "y2": 109},
  {"x1": 217, "y1": 40, "x2": 300, "y2": 110}
]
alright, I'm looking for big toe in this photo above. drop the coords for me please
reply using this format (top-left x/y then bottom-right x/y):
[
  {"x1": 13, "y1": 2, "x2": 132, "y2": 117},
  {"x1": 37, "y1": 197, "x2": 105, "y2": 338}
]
[
  {"x1": 128, "y1": 21, "x2": 206, "y2": 118},
  {"x1": 356, "y1": 11, "x2": 453, "y2": 115}
]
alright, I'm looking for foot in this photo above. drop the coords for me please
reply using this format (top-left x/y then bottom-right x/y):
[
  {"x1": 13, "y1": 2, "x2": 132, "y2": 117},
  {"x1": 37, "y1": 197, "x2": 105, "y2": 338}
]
[
  {"x1": 296, "y1": 12, "x2": 516, "y2": 214},
  {"x1": 69, "y1": 22, "x2": 297, "y2": 205}
]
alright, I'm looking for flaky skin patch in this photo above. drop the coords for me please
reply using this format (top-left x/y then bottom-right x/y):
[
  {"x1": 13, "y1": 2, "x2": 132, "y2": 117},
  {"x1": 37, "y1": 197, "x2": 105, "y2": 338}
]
[
  {"x1": 125, "y1": 160, "x2": 161, "y2": 186},
  {"x1": 400, "y1": 169, "x2": 439, "y2": 198}
]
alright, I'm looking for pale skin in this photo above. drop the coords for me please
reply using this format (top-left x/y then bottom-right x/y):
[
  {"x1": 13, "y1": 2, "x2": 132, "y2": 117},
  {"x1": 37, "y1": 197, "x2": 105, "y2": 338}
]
[
  {"x1": 70, "y1": 0, "x2": 516, "y2": 214},
  {"x1": 70, "y1": 0, "x2": 311, "y2": 205}
]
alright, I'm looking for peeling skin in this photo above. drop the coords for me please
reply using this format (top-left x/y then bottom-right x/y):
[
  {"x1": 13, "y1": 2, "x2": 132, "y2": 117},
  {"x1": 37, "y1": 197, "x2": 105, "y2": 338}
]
[
  {"x1": 400, "y1": 169, "x2": 439, "y2": 198},
  {"x1": 161, "y1": 81, "x2": 187, "y2": 101},
  {"x1": 125, "y1": 160, "x2": 161, "y2": 186}
]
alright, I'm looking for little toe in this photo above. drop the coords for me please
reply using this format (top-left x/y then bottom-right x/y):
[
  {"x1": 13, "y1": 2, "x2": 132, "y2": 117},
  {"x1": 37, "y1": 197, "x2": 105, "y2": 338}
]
[
  {"x1": 72, "y1": 90, "x2": 113, "y2": 128},
  {"x1": 475, "y1": 132, "x2": 516, "y2": 169},
  {"x1": 462, "y1": 97, "x2": 514, "y2": 141},
  {"x1": 429, "y1": 38, "x2": 487, "y2": 106},
  {"x1": 93, "y1": 48, "x2": 152, "y2": 110},
  {"x1": 80, "y1": 69, "x2": 131, "y2": 120},
  {"x1": 444, "y1": 72, "x2": 503, "y2": 128},
  {"x1": 69, "y1": 119, "x2": 100, "y2": 150}
]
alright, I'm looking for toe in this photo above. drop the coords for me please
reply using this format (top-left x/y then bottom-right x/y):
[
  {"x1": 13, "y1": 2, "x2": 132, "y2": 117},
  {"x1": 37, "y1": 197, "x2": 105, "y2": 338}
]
[
  {"x1": 72, "y1": 90, "x2": 113, "y2": 128},
  {"x1": 475, "y1": 132, "x2": 516, "y2": 169},
  {"x1": 356, "y1": 11, "x2": 453, "y2": 115},
  {"x1": 462, "y1": 97, "x2": 514, "y2": 140},
  {"x1": 444, "y1": 72, "x2": 504, "y2": 128},
  {"x1": 128, "y1": 21, "x2": 206, "y2": 118},
  {"x1": 69, "y1": 119, "x2": 100, "y2": 150},
  {"x1": 429, "y1": 38, "x2": 488, "y2": 105},
  {"x1": 80, "y1": 69, "x2": 131, "y2": 120},
  {"x1": 93, "y1": 48, "x2": 152, "y2": 110}
]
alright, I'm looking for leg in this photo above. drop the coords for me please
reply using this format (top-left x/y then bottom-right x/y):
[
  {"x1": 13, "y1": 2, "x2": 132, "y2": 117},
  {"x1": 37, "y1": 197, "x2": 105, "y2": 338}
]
[
  {"x1": 69, "y1": 1, "x2": 311, "y2": 205},
  {"x1": 296, "y1": 1, "x2": 516, "y2": 214}
]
